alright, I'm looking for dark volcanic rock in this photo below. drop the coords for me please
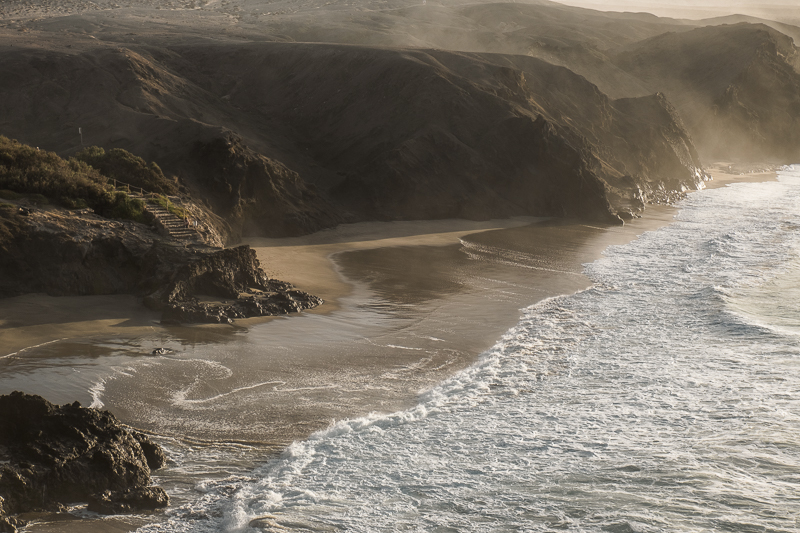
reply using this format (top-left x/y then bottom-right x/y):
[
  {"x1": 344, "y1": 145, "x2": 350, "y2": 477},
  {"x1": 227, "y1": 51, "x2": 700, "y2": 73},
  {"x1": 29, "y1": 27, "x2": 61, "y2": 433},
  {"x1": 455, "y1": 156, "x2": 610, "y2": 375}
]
[
  {"x1": 0, "y1": 392, "x2": 168, "y2": 532},
  {"x1": 142, "y1": 244, "x2": 323, "y2": 324},
  {"x1": 0, "y1": 207, "x2": 152, "y2": 298}
]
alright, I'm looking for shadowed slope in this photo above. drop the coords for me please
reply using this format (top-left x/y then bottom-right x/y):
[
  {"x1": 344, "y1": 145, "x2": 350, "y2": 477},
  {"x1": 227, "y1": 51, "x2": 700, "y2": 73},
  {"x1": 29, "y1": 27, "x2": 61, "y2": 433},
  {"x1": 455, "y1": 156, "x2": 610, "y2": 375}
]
[
  {"x1": 613, "y1": 23, "x2": 800, "y2": 161},
  {"x1": 163, "y1": 42, "x2": 706, "y2": 220},
  {"x1": 0, "y1": 39, "x2": 708, "y2": 229}
]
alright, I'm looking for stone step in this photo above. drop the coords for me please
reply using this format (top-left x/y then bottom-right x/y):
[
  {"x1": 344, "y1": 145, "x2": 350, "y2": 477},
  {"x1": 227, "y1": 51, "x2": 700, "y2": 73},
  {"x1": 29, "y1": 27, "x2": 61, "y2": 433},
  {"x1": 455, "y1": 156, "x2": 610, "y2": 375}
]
[{"x1": 118, "y1": 190, "x2": 203, "y2": 242}]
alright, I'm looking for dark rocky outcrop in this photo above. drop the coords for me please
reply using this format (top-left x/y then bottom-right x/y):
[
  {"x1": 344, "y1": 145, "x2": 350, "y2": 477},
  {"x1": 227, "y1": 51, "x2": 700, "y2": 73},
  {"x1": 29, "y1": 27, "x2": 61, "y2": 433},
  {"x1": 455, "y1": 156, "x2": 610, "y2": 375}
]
[
  {"x1": 141, "y1": 244, "x2": 323, "y2": 324},
  {"x1": 0, "y1": 392, "x2": 167, "y2": 532},
  {"x1": 87, "y1": 487, "x2": 170, "y2": 515},
  {"x1": 186, "y1": 135, "x2": 343, "y2": 239},
  {"x1": 0, "y1": 204, "x2": 322, "y2": 323}
]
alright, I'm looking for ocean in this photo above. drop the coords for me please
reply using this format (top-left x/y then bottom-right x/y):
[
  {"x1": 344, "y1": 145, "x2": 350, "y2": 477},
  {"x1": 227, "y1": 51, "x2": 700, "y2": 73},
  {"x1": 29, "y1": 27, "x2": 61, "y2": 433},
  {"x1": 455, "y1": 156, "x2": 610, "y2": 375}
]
[{"x1": 137, "y1": 166, "x2": 800, "y2": 532}]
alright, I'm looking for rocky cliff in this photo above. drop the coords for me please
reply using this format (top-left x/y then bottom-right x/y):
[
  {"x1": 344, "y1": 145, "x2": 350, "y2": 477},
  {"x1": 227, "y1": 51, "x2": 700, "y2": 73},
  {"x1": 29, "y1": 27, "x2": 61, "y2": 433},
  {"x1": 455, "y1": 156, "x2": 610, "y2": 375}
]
[
  {"x1": 0, "y1": 392, "x2": 167, "y2": 532},
  {"x1": 612, "y1": 23, "x2": 800, "y2": 162},
  {"x1": 1, "y1": 1, "x2": 794, "y2": 238},
  {"x1": 0, "y1": 200, "x2": 321, "y2": 323},
  {"x1": 0, "y1": 34, "x2": 711, "y2": 234}
]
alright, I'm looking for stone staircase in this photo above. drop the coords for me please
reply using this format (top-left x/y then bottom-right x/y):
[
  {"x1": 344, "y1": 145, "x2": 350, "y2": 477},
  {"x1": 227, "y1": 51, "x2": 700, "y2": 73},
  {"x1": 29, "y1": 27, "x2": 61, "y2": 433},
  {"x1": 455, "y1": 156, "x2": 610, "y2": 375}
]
[{"x1": 129, "y1": 192, "x2": 200, "y2": 243}]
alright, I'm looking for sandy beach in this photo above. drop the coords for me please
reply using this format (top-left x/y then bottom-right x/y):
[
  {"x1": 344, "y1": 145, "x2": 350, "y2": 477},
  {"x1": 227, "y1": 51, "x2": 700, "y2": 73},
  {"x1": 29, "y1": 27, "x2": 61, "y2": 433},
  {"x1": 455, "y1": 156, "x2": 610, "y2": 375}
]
[
  {"x1": 1, "y1": 213, "x2": 682, "y2": 444},
  {"x1": 0, "y1": 167, "x2": 775, "y2": 433},
  {"x1": 0, "y1": 166, "x2": 779, "y2": 532}
]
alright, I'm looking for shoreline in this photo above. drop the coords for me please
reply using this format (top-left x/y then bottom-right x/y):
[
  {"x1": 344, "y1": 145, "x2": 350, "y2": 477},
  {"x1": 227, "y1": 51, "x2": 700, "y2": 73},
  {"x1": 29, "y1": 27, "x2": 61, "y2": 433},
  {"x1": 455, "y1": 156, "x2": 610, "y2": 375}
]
[{"x1": 0, "y1": 165, "x2": 781, "y2": 533}]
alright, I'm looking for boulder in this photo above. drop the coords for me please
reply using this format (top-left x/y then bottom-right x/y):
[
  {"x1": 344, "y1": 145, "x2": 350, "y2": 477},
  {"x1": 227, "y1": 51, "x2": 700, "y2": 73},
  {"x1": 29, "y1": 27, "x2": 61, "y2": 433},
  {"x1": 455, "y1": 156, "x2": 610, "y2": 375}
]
[{"x1": 0, "y1": 392, "x2": 168, "y2": 531}]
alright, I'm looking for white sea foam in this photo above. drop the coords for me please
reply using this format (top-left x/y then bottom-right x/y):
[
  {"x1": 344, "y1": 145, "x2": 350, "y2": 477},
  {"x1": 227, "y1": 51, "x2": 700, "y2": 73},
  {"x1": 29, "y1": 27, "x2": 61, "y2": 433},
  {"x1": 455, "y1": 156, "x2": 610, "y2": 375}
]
[
  {"x1": 173, "y1": 381, "x2": 286, "y2": 406},
  {"x1": 140, "y1": 167, "x2": 800, "y2": 533},
  {"x1": 88, "y1": 378, "x2": 106, "y2": 409},
  {"x1": 1, "y1": 337, "x2": 68, "y2": 359}
]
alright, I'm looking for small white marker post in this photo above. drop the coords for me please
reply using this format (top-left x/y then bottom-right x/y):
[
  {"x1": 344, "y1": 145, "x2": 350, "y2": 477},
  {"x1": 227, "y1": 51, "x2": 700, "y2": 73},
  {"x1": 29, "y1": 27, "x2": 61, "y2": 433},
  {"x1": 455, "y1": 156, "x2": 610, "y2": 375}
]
[{"x1": 78, "y1": 127, "x2": 83, "y2": 145}]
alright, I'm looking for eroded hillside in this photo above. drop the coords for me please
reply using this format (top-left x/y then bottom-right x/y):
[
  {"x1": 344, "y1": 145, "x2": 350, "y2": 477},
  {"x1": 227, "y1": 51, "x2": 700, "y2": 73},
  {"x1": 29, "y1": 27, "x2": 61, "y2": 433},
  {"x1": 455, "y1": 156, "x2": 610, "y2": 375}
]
[{"x1": 0, "y1": 0, "x2": 798, "y2": 241}]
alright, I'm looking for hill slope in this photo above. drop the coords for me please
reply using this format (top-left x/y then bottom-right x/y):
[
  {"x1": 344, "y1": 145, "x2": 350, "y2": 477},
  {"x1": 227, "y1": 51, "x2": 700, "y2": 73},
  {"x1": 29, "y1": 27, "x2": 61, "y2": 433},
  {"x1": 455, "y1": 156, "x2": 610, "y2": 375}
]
[
  {"x1": 0, "y1": 39, "x2": 708, "y2": 230},
  {"x1": 612, "y1": 23, "x2": 800, "y2": 161}
]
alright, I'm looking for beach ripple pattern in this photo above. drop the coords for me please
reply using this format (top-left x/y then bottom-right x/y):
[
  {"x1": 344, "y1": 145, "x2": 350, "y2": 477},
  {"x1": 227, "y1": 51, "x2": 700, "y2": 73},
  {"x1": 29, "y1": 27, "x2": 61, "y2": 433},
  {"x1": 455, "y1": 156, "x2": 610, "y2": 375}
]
[{"x1": 142, "y1": 166, "x2": 800, "y2": 532}]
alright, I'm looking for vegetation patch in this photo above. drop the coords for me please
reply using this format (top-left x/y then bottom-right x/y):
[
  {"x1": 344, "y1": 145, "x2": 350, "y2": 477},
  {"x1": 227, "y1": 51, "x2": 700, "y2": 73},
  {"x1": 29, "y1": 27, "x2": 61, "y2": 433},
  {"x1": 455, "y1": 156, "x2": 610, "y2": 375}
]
[
  {"x1": 59, "y1": 197, "x2": 89, "y2": 210},
  {"x1": 0, "y1": 136, "x2": 150, "y2": 224},
  {"x1": 75, "y1": 146, "x2": 179, "y2": 195}
]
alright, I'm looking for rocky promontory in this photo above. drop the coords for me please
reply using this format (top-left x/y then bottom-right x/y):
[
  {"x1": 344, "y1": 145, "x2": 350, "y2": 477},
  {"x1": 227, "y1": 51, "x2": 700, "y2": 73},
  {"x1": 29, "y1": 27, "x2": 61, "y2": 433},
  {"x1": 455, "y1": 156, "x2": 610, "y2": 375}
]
[
  {"x1": 0, "y1": 199, "x2": 322, "y2": 323},
  {"x1": 0, "y1": 392, "x2": 168, "y2": 532},
  {"x1": 141, "y1": 244, "x2": 323, "y2": 324}
]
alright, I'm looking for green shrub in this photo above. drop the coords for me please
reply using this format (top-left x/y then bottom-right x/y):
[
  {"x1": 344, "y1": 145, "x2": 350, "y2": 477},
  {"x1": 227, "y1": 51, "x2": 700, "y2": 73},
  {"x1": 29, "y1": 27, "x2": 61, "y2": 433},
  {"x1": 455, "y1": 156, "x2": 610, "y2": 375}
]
[
  {"x1": 0, "y1": 189, "x2": 18, "y2": 200},
  {"x1": 0, "y1": 136, "x2": 112, "y2": 205},
  {"x1": 60, "y1": 197, "x2": 89, "y2": 209},
  {"x1": 0, "y1": 136, "x2": 151, "y2": 224},
  {"x1": 108, "y1": 192, "x2": 150, "y2": 224},
  {"x1": 75, "y1": 146, "x2": 178, "y2": 195}
]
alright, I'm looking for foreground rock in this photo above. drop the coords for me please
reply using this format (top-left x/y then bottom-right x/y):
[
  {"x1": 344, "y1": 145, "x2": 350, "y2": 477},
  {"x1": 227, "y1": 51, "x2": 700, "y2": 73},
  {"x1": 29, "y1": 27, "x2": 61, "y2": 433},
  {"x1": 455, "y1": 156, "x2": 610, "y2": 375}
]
[
  {"x1": 0, "y1": 203, "x2": 322, "y2": 323},
  {"x1": 0, "y1": 392, "x2": 168, "y2": 532}
]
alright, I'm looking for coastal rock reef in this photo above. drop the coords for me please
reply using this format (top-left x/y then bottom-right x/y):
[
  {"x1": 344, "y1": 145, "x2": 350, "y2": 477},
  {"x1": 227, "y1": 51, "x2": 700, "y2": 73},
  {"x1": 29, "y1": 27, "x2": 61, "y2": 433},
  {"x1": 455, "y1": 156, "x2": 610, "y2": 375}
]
[{"x1": 0, "y1": 391, "x2": 167, "y2": 532}]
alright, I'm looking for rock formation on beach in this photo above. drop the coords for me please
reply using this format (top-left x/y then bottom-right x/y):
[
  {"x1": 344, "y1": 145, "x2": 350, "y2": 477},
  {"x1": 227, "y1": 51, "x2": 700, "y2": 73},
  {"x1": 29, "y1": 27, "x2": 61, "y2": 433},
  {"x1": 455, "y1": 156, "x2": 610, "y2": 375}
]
[
  {"x1": 0, "y1": 196, "x2": 322, "y2": 323},
  {"x1": 142, "y1": 244, "x2": 323, "y2": 324},
  {"x1": 0, "y1": 139, "x2": 323, "y2": 323},
  {"x1": 0, "y1": 391, "x2": 168, "y2": 532}
]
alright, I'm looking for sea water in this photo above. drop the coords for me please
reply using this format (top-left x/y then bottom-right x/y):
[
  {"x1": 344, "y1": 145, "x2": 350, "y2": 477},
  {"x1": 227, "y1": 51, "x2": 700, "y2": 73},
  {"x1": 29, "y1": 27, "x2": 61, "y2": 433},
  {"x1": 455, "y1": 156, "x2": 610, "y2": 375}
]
[{"x1": 143, "y1": 167, "x2": 800, "y2": 532}]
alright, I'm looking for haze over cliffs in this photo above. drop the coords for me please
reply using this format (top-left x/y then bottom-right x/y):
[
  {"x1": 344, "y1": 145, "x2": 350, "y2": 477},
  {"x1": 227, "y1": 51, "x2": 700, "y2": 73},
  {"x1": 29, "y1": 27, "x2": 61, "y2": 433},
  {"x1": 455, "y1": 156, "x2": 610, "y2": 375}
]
[{"x1": 1, "y1": 0, "x2": 798, "y2": 241}]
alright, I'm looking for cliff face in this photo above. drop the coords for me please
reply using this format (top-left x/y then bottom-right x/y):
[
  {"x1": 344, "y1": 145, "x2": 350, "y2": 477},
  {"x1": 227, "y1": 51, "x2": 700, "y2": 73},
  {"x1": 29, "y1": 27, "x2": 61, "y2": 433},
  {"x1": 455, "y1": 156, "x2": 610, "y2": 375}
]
[
  {"x1": 0, "y1": 46, "x2": 343, "y2": 242},
  {"x1": 1, "y1": 1, "x2": 798, "y2": 238},
  {"x1": 606, "y1": 93, "x2": 708, "y2": 215},
  {"x1": 0, "y1": 206, "x2": 152, "y2": 297},
  {"x1": 0, "y1": 37, "x2": 709, "y2": 234},
  {"x1": 612, "y1": 23, "x2": 800, "y2": 162},
  {"x1": 187, "y1": 136, "x2": 342, "y2": 239},
  {"x1": 166, "y1": 43, "x2": 709, "y2": 222}
]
